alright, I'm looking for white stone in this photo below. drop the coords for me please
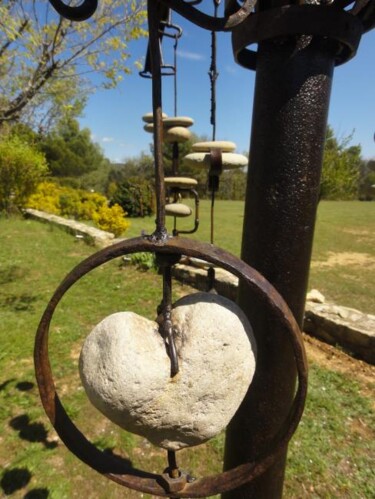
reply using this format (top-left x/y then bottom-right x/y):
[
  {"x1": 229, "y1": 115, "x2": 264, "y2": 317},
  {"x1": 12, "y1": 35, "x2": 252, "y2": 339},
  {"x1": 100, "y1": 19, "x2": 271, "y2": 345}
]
[
  {"x1": 165, "y1": 177, "x2": 198, "y2": 189},
  {"x1": 189, "y1": 257, "x2": 215, "y2": 269},
  {"x1": 306, "y1": 289, "x2": 325, "y2": 304},
  {"x1": 164, "y1": 126, "x2": 192, "y2": 143},
  {"x1": 192, "y1": 141, "x2": 236, "y2": 153},
  {"x1": 79, "y1": 293, "x2": 257, "y2": 450},
  {"x1": 163, "y1": 116, "x2": 194, "y2": 128},
  {"x1": 142, "y1": 112, "x2": 168, "y2": 123},
  {"x1": 143, "y1": 123, "x2": 154, "y2": 134},
  {"x1": 183, "y1": 152, "x2": 248, "y2": 170},
  {"x1": 165, "y1": 203, "x2": 192, "y2": 217}
]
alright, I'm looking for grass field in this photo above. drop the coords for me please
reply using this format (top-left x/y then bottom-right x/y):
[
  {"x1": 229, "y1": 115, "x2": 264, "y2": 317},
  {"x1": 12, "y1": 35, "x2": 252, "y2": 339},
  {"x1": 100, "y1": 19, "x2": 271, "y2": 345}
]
[
  {"x1": 126, "y1": 200, "x2": 375, "y2": 314},
  {"x1": 0, "y1": 201, "x2": 374, "y2": 498}
]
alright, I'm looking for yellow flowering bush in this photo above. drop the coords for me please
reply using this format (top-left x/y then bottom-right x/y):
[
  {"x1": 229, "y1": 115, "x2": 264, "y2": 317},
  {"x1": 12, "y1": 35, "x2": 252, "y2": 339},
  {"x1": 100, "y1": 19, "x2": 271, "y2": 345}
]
[
  {"x1": 92, "y1": 203, "x2": 130, "y2": 237},
  {"x1": 27, "y1": 182, "x2": 129, "y2": 236}
]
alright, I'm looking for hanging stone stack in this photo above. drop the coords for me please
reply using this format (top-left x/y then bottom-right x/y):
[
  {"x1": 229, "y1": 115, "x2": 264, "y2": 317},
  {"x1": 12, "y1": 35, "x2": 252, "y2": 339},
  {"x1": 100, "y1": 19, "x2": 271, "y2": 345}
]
[
  {"x1": 183, "y1": 140, "x2": 248, "y2": 170},
  {"x1": 142, "y1": 112, "x2": 197, "y2": 223}
]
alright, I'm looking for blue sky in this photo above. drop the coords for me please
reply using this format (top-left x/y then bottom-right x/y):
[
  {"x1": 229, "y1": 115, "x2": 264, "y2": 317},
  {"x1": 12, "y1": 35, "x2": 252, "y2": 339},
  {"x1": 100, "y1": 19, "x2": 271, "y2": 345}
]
[{"x1": 80, "y1": 13, "x2": 375, "y2": 163}]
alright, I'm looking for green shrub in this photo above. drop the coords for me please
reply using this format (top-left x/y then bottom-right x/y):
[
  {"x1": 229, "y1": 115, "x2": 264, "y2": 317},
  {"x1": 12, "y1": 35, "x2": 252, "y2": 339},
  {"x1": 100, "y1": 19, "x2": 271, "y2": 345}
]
[
  {"x1": 110, "y1": 176, "x2": 154, "y2": 217},
  {"x1": 0, "y1": 136, "x2": 48, "y2": 213}
]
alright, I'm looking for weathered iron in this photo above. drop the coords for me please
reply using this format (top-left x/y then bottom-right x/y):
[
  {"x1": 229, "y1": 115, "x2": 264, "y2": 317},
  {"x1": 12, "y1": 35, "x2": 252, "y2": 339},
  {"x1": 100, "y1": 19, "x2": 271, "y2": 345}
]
[
  {"x1": 39, "y1": 0, "x2": 374, "y2": 497},
  {"x1": 34, "y1": 236, "x2": 308, "y2": 497},
  {"x1": 222, "y1": 1, "x2": 371, "y2": 497}
]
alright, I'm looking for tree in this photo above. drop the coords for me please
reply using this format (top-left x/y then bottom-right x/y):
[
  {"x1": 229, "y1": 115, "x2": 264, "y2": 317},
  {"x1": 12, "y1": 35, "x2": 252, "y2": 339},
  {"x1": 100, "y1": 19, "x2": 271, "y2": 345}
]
[
  {"x1": 0, "y1": 0, "x2": 146, "y2": 130},
  {"x1": 40, "y1": 117, "x2": 109, "y2": 178},
  {"x1": 0, "y1": 135, "x2": 48, "y2": 213},
  {"x1": 320, "y1": 126, "x2": 362, "y2": 200},
  {"x1": 110, "y1": 175, "x2": 154, "y2": 217},
  {"x1": 359, "y1": 159, "x2": 375, "y2": 200}
]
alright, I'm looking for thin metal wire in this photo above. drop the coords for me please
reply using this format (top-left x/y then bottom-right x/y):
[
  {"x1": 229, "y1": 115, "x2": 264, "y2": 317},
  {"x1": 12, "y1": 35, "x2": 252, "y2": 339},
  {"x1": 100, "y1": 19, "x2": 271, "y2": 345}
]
[
  {"x1": 209, "y1": 0, "x2": 221, "y2": 250},
  {"x1": 208, "y1": 0, "x2": 220, "y2": 141},
  {"x1": 148, "y1": 0, "x2": 167, "y2": 238}
]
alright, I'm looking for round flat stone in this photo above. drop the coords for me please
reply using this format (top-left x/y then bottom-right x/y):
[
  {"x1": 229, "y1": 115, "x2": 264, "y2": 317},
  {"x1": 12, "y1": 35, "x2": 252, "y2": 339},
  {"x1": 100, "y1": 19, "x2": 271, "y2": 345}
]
[
  {"x1": 164, "y1": 126, "x2": 192, "y2": 143},
  {"x1": 163, "y1": 116, "x2": 194, "y2": 128},
  {"x1": 183, "y1": 152, "x2": 248, "y2": 169},
  {"x1": 165, "y1": 177, "x2": 198, "y2": 189},
  {"x1": 165, "y1": 203, "x2": 192, "y2": 217},
  {"x1": 192, "y1": 141, "x2": 236, "y2": 153},
  {"x1": 79, "y1": 293, "x2": 257, "y2": 450},
  {"x1": 143, "y1": 123, "x2": 154, "y2": 133},
  {"x1": 142, "y1": 112, "x2": 168, "y2": 123}
]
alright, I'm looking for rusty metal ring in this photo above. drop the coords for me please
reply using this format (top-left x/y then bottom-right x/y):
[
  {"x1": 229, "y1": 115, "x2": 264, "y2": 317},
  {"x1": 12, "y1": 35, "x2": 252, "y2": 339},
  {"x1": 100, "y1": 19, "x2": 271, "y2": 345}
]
[
  {"x1": 34, "y1": 236, "x2": 308, "y2": 497},
  {"x1": 232, "y1": 5, "x2": 363, "y2": 70},
  {"x1": 49, "y1": 0, "x2": 98, "y2": 21},
  {"x1": 160, "y1": 0, "x2": 256, "y2": 31}
]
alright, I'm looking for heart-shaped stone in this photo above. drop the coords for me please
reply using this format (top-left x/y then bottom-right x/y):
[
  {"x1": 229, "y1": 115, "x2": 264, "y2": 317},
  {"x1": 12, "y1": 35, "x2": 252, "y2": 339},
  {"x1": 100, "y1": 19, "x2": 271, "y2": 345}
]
[{"x1": 79, "y1": 292, "x2": 257, "y2": 450}]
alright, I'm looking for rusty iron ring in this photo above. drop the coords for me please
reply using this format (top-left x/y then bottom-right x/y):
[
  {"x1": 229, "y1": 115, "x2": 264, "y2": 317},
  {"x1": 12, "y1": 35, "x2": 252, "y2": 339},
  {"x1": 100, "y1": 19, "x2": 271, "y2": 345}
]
[
  {"x1": 49, "y1": 0, "x2": 98, "y2": 21},
  {"x1": 232, "y1": 4, "x2": 364, "y2": 70},
  {"x1": 34, "y1": 236, "x2": 308, "y2": 498},
  {"x1": 160, "y1": 0, "x2": 256, "y2": 31}
]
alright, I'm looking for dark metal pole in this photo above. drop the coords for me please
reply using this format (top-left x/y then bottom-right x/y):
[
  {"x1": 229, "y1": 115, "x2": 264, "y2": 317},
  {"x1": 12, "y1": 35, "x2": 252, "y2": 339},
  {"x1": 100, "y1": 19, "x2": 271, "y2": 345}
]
[{"x1": 223, "y1": 34, "x2": 336, "y2": 498}]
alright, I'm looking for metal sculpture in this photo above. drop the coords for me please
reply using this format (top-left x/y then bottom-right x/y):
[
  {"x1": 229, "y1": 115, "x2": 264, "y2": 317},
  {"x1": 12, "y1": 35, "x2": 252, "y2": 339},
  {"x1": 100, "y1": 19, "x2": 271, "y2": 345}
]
[{"x1": 35, "y1": 1, "x2": 374, "y2": 498}]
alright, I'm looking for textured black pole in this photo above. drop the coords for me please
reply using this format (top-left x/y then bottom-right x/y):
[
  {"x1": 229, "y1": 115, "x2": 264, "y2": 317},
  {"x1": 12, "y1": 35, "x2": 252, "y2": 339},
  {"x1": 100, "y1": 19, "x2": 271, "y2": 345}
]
[{"x1": 223, "y1": 37, "x2": 335, "y2": 498}]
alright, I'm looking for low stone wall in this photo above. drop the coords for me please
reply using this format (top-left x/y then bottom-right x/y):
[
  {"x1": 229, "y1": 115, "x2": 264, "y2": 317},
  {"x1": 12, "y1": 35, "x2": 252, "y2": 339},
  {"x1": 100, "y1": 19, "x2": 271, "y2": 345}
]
[
  {"x1": 24, "y1": 208, "x2": 115, "y2": 248},
  {"x1": 304, "y1": 302, "x2": 375, "y2": 364},
  {"x1": 172, "y1": 261, "x2": 375, "y2": 364}
]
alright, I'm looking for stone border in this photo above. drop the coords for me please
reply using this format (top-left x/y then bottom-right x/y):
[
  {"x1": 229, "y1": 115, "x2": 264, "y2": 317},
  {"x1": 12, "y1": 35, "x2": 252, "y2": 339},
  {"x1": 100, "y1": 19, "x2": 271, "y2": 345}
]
[{"x1": 24, "y1": 208, "x2": 115, "y2": 248}]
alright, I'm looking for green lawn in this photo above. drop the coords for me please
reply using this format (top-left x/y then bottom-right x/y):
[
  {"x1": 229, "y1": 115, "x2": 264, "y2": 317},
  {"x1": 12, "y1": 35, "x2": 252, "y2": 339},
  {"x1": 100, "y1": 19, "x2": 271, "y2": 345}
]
[
  {"x1": 127, "y1": 200, "x2": 375, "y2": 314},
  {"x1": 0, "y1": 206, "x2": 374, "y2": 498}
]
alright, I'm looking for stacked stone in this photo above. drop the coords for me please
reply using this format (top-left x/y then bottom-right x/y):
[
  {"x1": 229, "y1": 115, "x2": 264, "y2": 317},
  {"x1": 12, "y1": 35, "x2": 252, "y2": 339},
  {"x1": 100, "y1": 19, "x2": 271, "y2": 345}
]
[
  {"x1": 142, "y1": 113, "x2": 194, "y2": 143},
  {"x1": 183, "y1": 140, "x2": 248, "y2": 170},
  {"x1": 142, "y1": 112, "x2": 197, "y2": 220}
]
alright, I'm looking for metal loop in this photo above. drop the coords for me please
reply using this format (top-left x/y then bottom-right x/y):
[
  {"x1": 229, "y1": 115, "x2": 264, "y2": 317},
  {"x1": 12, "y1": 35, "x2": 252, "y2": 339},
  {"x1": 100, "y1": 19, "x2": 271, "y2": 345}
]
[
  {"x1": 232, "y1": 4, "x2": 364, "y2": 70},
  {"x1": 160, "y1": 0, "x2": 256, "y2": 31},
  {"x1": 34, "y1": 236, "x2": 308, "y2": 498},
  {"x1": 48, "y1": 0, "x2": 98, "y2": 21}
]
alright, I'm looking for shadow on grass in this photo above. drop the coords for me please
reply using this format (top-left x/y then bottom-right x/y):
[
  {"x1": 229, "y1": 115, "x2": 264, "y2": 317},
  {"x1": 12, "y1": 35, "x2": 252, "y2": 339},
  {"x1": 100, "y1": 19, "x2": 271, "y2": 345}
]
[
  {"x1": 1, "y1": 468, "x2": 31, "y2": 494},
  {"x1": 24, "y1": 488, "x2": 50, "y2": 498},
  {"x1": 9, "y1": 415, "x2": 57, "y2": 450},
  {"x1": 0, "y1": 292, "x2": 40, "y2": 312},
  {"x1": 0, "y1": 379, "x2": 16, "y2": 391},
  {"x1": 0, "y1": 469, "x2": 50, "y2": 498},
  {"x1": 0, "y1": 265, "x2": 27, "y2": 285},
  {"x1": 16, "y1": 381, "x2": 35, "y2": 391}
]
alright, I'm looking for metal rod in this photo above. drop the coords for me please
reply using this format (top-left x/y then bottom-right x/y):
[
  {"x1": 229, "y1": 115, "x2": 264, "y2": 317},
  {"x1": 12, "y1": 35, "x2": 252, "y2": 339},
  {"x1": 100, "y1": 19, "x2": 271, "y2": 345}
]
[
  {"x1": 223, "y1": 34, "x2": 335, "y2": 498},
  {"x1": 148, "y1": 0, "x2": 167, "y2": 237},
  {"x1": 161, "y1": 262, "x2": 179, "y2": 377},
  {"x1": 210, "y1": 187, "x2": 215, "y2": 245},
  {"x1": 167, "y1": 450, "x2": 180, "y2": 478}
]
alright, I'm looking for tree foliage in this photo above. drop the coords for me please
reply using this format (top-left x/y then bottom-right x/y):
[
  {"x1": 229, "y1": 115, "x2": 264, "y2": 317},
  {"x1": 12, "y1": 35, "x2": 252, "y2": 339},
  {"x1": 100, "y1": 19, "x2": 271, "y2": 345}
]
[
  {"x1": 40, "y1": 118, "x2": 109, "y2": 178},
  {"x1": 110, "y1": 175, "x2": 154, "y2": 217},
  {"x1": 0, "y1": 135, "x2": 48, "y2": 213},
  {"x1": 0, "y1": 0, "x2": 146, "y2": 130},
  {"x1": 359, "y1": 159, "x2": 375, "y2": 200},
  {"x1": 320, "y1": 126, "x2": 362, "y2": 200}
]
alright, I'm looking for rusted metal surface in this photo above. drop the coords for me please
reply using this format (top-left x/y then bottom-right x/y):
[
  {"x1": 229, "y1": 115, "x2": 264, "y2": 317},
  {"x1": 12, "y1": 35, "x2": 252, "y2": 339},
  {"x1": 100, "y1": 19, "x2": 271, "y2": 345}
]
[
  {"x1": 48, "y1": 0, "x2": 98, "y2": 21},
  {"x1": 232, "y1": 4, "x2": 363, "y2": 70},
  {"x1": 148, "y1": 0, "x2": 168, "y2": 241},
  {"x1": 156, "y1": 254, "x2": 180, "y2": 377},
  {"x1": 223, "y1": 22, "x2": 337, "y2": 499},
  {"x1": 161, "y1": 0, "x2": 257, "y2": 31},
  {"x1": 34, "y1": 236, "x2": 308, "y2": 498},
  {"x1": 172, "y1": 189, "x2": 200, "y2": 236}
]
